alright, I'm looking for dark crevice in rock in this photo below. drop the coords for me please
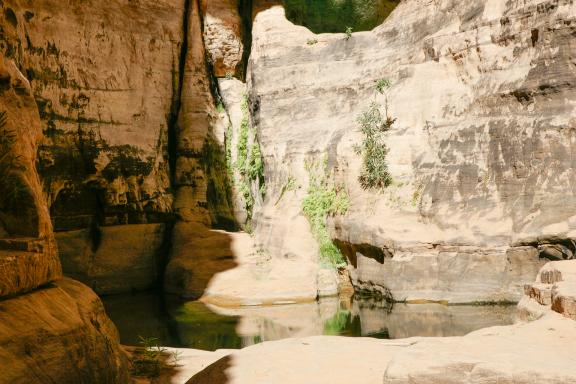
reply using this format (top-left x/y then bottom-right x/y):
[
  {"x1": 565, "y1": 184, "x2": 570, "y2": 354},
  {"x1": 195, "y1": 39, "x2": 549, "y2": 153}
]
[
  {"x1": 167, "y1": 0, "x2": 192, "y2": 185},
  {"x1": 88, "y1": 217, "x2": 102, "y2": 253},
  {"x1": 238, "y1": 0, "x2": 253, "y2": 81},
  {"x1": 512, "y1": 237, "x2": 576, "y2": 261},
  {"x1": 155, "y1": 220, "x2": 175, "y2": 291},
  {"x1": 334, "y1": 239, "x2": 393, "y2": 268}
]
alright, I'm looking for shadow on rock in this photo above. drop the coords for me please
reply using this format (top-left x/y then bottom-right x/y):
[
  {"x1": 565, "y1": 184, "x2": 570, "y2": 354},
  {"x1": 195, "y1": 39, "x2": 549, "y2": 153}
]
[
  {"x1": 186, "y1": 355, "x2": 233, "y2": 384},
  {"x1": 164, "y1": 222, "x2": 238, "y2": 299}
]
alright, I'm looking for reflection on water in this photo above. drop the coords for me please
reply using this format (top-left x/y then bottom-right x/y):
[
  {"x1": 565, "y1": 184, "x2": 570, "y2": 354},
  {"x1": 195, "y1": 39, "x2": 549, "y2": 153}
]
[{"x1": 102, "y1": 293, "x2": 516, "y2": 351}]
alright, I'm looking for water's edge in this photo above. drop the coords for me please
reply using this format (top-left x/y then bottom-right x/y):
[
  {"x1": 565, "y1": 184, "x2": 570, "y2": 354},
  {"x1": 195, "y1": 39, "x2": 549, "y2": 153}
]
[{"x1": 102, "y1": 292, "x2": 516, "y2": 351}]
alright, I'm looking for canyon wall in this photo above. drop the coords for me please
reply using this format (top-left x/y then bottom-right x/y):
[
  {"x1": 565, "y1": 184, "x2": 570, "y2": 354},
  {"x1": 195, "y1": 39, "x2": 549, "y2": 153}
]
[
  {"x1": 246, "y1": 0, "x2": 576, "y2": 303},
  {"x1": 0, "y1": 0, "x2": 185, "y2": 293},
  {"x1": 0, "y1": 0, "x2": 243, "y2": 296},
  {"x1": 0, "y1": 54, "x2": 128, "y2": 383},
  {"x1": 1, "y1": 0, "x2": 574, "y2": 307}
]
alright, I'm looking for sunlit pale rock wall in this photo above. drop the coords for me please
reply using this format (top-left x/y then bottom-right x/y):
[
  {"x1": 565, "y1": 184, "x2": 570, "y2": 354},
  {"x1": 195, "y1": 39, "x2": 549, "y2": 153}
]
[{"x1": 248, "y1": 0, "x2": 576, "y2": 303}]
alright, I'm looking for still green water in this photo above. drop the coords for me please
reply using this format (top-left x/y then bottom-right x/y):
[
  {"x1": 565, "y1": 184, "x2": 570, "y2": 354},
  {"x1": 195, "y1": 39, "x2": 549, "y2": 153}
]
[{"x1": 102, "y1": 293, "x2": 516, "y2": 351}]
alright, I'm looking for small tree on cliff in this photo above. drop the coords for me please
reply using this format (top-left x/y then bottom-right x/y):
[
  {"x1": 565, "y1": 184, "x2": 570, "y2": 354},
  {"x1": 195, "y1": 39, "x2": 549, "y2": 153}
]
[{"x1": 355, "y1": 79, "x2": 394, "y2": 190}]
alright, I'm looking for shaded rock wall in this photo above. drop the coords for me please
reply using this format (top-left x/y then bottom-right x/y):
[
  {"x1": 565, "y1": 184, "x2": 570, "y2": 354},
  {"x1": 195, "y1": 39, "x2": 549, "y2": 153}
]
[
  {"x1": 0, "y1": 53, "x2": 128, "y2": 382},
  {"x1": 57, "y1": 223, "x2": 167, "y2": 295},
  {"x1": 0, "y1": 0, "x2": 182, "y2": 229},
  {"x1": 0, "y1": 0, "x2": 187, "y2": 292},
  {"x1": 0, "y1": 55, "x2": 60, "y2": 297}
]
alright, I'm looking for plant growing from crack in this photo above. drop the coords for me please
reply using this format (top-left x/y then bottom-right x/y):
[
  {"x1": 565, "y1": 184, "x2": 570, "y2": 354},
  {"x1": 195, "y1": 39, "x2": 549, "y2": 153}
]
[
  {"x1": 345, "y1": 26, "x2": 353, "y2": 40},
  {"x1": 131, "y1": 336, "x2": 166, "y2": 378},
  {"x1": 275, "y1": 174, "x2": 298, "y2": 206},
  {"x1": 302, "y1": 157, "x2": 349, "y2": 268},
  {"x1": 232, "y1": 94, "x2": 266, "y2": 229}
]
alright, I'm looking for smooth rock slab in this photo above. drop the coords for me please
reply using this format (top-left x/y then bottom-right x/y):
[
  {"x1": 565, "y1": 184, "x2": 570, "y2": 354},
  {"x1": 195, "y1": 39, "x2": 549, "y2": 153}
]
[{"x1": 188, "y1": 314, "x2": 576, "y2": 384}]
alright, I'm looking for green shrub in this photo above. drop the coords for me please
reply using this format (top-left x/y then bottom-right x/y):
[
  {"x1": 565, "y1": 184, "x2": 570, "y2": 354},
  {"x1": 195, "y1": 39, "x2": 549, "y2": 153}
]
[
  {"x1": 375, "y1": 78, "x2": 391, "y2": 94},
  {"x1": 307, "y1": 38, "x2": 318, "y2": 45},
  {"x1": 345, "y1": 26, "x2": 353, "y2": 40},
  {"x1": 302, "y1": 158, "x2": 349, "y2": 268},
  {"x1": 225, "y1": 124, "x2": 233, "y2": 178},
  {"x1": 131, "y1": 336, "x2": 165, "y2": 378},
  {"x1": 233, "y1": 94, "x2": 266, "y2": 224},
  {"x1": 248, "y1": 136, "x2": 264, "y2": 183},
  {"x1": 355, "y1": 79, "x2": 394, "y2": 190}
]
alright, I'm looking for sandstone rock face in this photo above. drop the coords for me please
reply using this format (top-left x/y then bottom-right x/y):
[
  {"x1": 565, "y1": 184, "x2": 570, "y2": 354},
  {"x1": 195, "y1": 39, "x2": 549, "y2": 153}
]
[
  {"x1": 57, "y1": 223, "x2": 167, "y2": 295},
  {"x1": 188, "y1": 314, "x2": 576, "y2": 384},
  {"x1": 0, "y1": 0, "x2": 186, "y2": 293},
  {"x1": 164, "y1": 0, "x2": 240, "y2": 298},
  {"x1": 246, "y1": 0, "x2": 576, "y2": 303},
  {"x1": 0, "y1": 0, "x2": 181, "y2": 229},
  {"x1": 204, "y1": 0, "x2": 244, "y2": 78},
  {"x1": 0, "y1": 278, "x2": 129, "y2": 384},
  {"x1": 0, "y1": 52, "x2": 129, "y2": 383},
  {"x1": 0, "y1": 56, "x2": 60, "y2": 297}
]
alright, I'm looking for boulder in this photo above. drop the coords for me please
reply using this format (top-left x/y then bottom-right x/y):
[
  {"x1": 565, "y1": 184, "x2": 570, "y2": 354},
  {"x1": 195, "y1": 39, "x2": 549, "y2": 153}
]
[{"x1": 0, "y1": 278, "x2": 129, "y2": 384}]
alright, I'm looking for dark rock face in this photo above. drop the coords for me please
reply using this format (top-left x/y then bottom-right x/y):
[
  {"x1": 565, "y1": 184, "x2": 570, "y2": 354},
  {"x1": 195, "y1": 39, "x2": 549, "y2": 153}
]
[
  {"x1": 0, "y1": 0, "x2": 182, "y2": 229},
  {"x1": 0, "y1": 55, "x2": 61, "y2": 297},
  {"x1": 0, "y1": 54, "x2": 129, "y2": 382},
  {"x1": 0, "y1": 0, "x2": 239, "y2": 295},
  {"x1": 56, "y1": 223, "x2": 168, "y2": 295}
]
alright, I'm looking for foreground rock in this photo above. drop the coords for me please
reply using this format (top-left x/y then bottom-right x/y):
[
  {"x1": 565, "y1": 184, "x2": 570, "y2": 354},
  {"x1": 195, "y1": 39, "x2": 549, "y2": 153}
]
[
  {"x1": 188, "y1": 313, "x2": 576, "y2": 384},
  {"x1": 520, "y1": 260, "x2": 576, "y2": 321},
  {"x1": 0, "y1": 278, "x2": 129, "y2": 384}
]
